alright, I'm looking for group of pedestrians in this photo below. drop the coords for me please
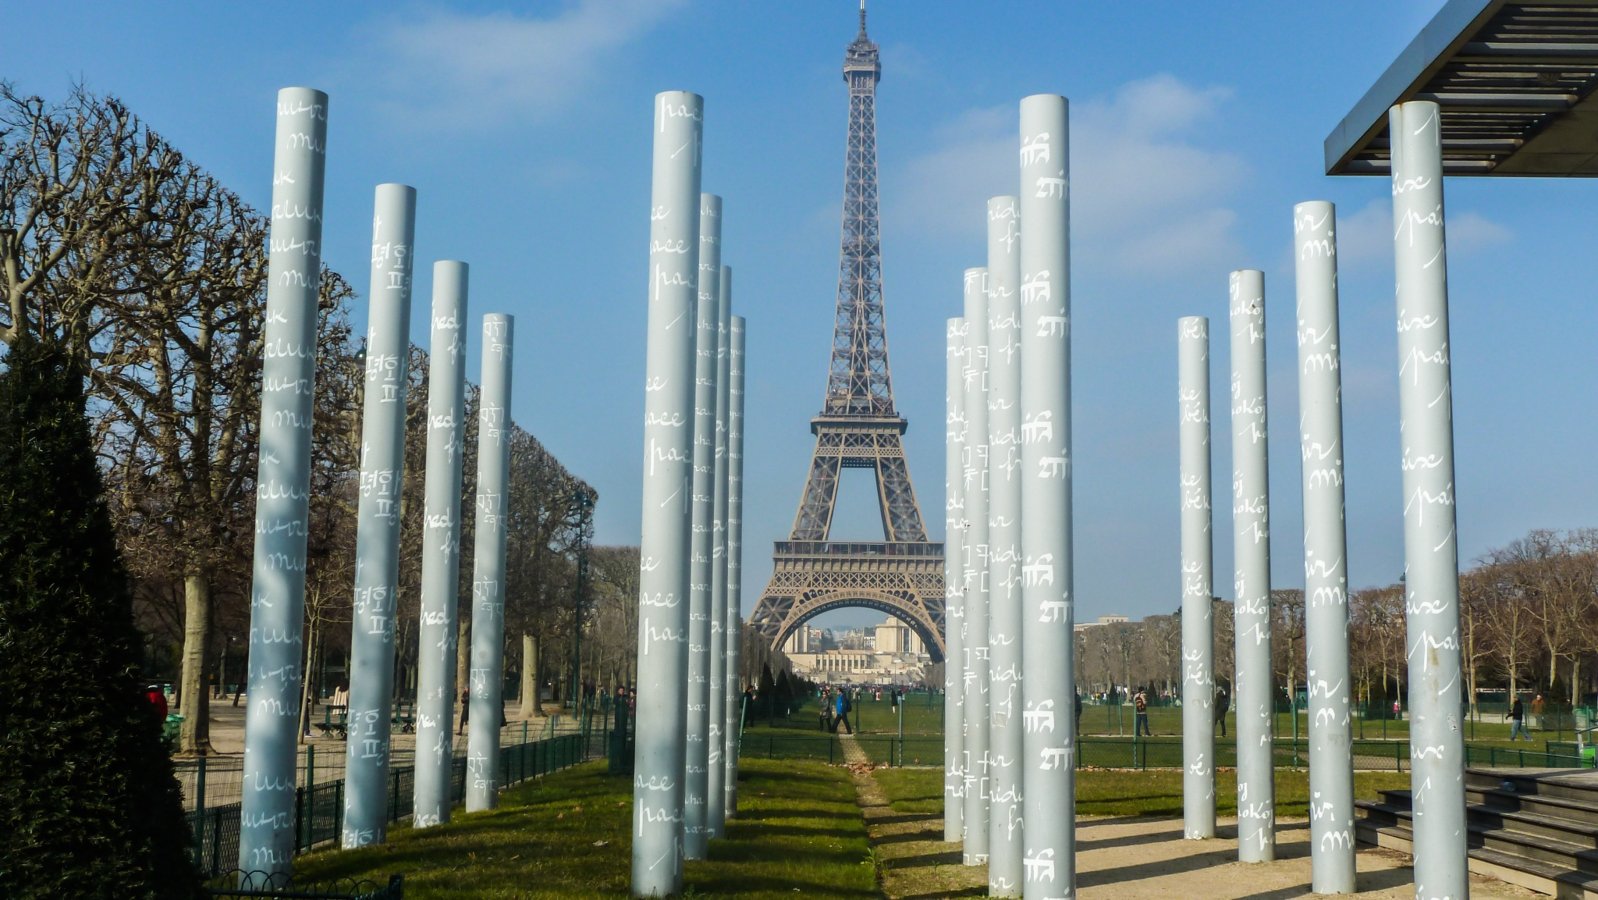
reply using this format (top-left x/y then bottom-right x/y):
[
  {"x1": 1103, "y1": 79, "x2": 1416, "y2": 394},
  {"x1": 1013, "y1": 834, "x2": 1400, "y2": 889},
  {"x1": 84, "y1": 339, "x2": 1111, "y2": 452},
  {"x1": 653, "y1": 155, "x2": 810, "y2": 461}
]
[
  {"x1": 1509, "y1": 693, "x2": 1545, "y2": 741},
  {"x1": 817, "y1": 685, "x2": 855, "y2": 733}
]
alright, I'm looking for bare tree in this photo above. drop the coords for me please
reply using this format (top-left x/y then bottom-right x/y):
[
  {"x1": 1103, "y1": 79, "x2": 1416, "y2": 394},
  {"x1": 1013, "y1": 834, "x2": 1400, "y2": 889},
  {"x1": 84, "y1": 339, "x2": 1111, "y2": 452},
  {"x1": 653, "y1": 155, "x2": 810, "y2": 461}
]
[{"x1": 0, "y1": 83, "x2": 173, "y2": 353}]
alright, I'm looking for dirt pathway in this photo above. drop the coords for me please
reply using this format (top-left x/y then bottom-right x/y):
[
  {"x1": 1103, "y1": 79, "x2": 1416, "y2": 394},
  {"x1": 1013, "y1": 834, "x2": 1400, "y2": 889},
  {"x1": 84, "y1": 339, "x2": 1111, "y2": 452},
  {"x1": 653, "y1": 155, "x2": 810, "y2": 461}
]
[{"x1": 850, "y1": 767, "x2": 1536, "y2": 899}]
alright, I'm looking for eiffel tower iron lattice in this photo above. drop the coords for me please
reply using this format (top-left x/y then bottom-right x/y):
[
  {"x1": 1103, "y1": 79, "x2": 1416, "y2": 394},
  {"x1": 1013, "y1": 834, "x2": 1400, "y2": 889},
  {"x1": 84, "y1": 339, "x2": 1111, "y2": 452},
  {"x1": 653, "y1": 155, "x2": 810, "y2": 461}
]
[{"x1": 748, "y1": 5, "x2": 946, "y2": 663}]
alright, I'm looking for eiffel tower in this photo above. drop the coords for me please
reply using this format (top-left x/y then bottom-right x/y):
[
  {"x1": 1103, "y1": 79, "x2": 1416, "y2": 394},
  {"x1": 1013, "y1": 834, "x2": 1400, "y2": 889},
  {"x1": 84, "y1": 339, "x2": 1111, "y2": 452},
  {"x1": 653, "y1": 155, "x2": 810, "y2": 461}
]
[{"x1": 748, "y1": 3, "x2": 946, "y2": 662}]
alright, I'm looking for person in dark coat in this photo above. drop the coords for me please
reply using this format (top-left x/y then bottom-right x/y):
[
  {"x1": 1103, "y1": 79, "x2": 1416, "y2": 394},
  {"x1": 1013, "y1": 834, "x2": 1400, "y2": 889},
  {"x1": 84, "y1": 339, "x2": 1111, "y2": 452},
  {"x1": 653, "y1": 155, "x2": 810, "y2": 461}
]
[
  {"x1": 1215, "y1": 683, "x2": 1231, "y2": 737},
  {"x1": 1509, "y1": 696, "x2": 1530, "y2": 741}
]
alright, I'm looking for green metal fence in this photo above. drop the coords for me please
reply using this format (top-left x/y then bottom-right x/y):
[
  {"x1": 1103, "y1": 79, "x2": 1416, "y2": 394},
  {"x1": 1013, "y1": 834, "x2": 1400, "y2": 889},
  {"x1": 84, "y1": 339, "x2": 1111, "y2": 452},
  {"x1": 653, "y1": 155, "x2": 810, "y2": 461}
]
[
  {"x1": 187, "y1": 731, "x2": 593, "y2": 879},
  {"x1": 736, "y1": 730, "x2": 1596, "y2": 772}
]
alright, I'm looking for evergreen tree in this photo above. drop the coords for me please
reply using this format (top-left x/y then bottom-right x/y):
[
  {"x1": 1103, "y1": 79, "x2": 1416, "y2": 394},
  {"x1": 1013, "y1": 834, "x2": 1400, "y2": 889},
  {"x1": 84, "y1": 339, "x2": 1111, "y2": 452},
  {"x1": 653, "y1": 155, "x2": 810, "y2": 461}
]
[
  {"x1": 0, "y1": 339, "x2": 201, "y2": 897},
  {"x1": 758, "y1": 662, "x2": 776, "y2": 720},
  {"x1": 774, "y1": 669, "x2": 793, "y2": 715}
]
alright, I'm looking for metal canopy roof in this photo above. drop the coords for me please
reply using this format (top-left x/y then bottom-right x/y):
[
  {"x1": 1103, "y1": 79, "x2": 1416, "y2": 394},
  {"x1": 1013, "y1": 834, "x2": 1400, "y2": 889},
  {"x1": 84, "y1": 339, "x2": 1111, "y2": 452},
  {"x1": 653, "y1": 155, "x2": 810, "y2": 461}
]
[{"x1": 1326, "y1": 0, "x2": 1598, "y2": 176}]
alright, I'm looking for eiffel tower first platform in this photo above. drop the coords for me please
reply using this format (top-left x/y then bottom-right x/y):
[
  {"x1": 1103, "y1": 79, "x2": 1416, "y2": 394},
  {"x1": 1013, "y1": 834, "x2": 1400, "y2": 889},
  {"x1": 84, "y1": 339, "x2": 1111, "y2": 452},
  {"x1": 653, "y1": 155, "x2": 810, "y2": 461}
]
[{"x1": 748, "y1": 5, "x2": 945, "y2": 663}]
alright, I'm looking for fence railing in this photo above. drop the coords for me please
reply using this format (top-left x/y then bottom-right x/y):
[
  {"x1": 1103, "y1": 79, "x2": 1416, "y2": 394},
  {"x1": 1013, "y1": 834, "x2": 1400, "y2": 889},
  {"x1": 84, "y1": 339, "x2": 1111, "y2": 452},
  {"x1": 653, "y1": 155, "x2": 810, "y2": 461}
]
[
  {"x1": 188, "y1": 714, "x2": 619, "y2": 881},
  {"x1": 737, "y1": 730, "x2": 1598, "y2": 773}
]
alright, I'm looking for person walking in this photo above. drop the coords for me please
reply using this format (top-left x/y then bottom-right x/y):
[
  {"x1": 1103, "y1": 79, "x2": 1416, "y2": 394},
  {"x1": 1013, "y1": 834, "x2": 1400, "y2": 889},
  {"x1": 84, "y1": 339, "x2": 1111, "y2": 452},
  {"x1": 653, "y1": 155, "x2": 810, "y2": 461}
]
[
  {"x1": 457, "y1": 687, "x2": 470, "y2": 736},
  {"x1": 1509, "y1": 695, "x2": 1530, "y2": 741},
  {"x1": 1214, "y1": 683, "x2": 1231, "y2": 737},
  {"x1": 1073, "y1": 689, "x2": 1083, "y2": 739},
  {"x1": 833, "y1": 688, "x2": 853, "y2": 735},
  {"x1": 1531, "y1": 693, "x2": 1546, "y2": 730},
  {"x1": 1134, "y1": 687, "x2": 1152, "y2": 737}
]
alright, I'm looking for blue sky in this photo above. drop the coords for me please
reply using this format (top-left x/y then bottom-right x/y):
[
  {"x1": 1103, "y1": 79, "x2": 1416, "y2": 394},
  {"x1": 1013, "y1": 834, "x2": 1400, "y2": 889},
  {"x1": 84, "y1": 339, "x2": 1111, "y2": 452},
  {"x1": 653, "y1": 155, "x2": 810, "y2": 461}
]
[{"x1": 14, "y1": 1, "x2": 1598, "y2": 629}]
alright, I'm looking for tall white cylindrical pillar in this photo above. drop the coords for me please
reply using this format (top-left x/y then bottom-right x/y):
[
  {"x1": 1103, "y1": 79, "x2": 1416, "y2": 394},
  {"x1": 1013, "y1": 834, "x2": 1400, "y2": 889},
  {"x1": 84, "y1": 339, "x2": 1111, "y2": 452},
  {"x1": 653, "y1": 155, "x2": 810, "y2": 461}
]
[
  {"x1": 238, "y1": 87, "x2": 328, "y2": 881},
  {"x1": 961, "y1": 267, "x2": 991, "y2": 866},
  {"x1": 986, "y1": 196, "x2": 1024, "y2": 898},
  {"x1": 413, "y1": 262, "x2": 469, "y2": 828},
  {"x1": 1178, "y1": 316, "x2": 1215, "y2": 842},
  {"x1": 343, "y1": 183, "x2": 417, "y2": 847},
  {"x1": 707, "y1": 264, "x2": 732, "y2": 838},
  {"x1": 1293, "y1": 200, "x2": 1357, "y2": 894},
  {"x1": 1229, "y1": 269, "x2": 1274, "y2": 863},
  {"x1": 631, "y1": 90, "x2": 703, "y2": 898},
  {"x1": 1389, "y1": 100, "x2": 1467, "y2": 900},
  {"x1": 684, "y1": 193, "x2": 722, "y2": 860},
  {"x1": 465, "y1": 314, "x2": 514, "y2": 812},
  {"x1": 944, "y1": 317, "x2": 967, "y2": 844},
  {"x1": 1017, "y1": 95, "x2": 1075, "y2": 900},
  {"x1": 723, "y1": 314, "x2": 746, "y2": 821}
]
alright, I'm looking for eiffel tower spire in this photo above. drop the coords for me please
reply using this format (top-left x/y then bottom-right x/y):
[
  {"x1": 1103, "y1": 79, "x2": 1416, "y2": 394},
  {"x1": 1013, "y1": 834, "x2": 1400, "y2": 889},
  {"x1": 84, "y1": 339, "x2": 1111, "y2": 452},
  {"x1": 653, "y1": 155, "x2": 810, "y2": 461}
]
[
  {"x1": 829, "y1": 0, "x2": 889, "y2": 417},
  {"x1": 749, "y1": 7, "x2": 945, "y2": 663}
]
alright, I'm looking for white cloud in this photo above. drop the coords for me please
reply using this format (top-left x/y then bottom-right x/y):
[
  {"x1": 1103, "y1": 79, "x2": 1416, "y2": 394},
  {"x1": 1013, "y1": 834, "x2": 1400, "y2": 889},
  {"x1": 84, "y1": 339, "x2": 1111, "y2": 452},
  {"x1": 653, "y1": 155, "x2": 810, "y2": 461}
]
[
  {"x1": 360, "y1": 0, "x2": 687, "y2": 128},
  {"x1": 1332, "y1": 198, "x2": 1513, "y2": 269},
  {"x1": 885, "y1": 74, "x2": 1247, "y2": 276}
]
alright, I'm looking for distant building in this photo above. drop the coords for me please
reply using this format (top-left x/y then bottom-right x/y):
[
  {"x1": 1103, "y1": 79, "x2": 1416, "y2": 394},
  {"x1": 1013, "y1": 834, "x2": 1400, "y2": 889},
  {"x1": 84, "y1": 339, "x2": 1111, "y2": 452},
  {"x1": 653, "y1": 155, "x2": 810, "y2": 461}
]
[
  {"x1": 873, "y1": 620, "x2": 925, "y2": 655},
  {"x1": 787, "y1": 616, "x2": 929, "y2": 685},
  {"x1": 783, "y1": 625, "x2": 826, "y2": 654},
  {"x1": 1073, "y1": 614, "x2": 1129, "y2": 634}
]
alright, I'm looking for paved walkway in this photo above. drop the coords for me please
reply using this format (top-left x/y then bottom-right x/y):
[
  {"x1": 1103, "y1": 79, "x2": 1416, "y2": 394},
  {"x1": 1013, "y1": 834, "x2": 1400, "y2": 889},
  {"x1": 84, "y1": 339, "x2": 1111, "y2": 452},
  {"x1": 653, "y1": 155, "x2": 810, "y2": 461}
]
[
  {"x1": 853, "y1": 769, "x2": 1536, "y2": 899},
  {"x1": 837, "y1": 730, "x2": 870, "y2": 765}
]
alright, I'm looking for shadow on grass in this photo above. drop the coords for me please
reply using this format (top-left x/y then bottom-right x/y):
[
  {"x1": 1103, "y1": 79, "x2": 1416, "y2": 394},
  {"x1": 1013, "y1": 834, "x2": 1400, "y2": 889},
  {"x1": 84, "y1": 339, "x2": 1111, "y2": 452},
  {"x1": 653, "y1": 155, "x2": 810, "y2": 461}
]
[
  {"x1": 870, "y1": 810, "x2": 941, "y2": 826},
  {"x1": 887, "y1": 846, "x2": 966, "y2": 869},
  {"x1": 871, "y1": 828, "x2": 946, "y2": 847}
]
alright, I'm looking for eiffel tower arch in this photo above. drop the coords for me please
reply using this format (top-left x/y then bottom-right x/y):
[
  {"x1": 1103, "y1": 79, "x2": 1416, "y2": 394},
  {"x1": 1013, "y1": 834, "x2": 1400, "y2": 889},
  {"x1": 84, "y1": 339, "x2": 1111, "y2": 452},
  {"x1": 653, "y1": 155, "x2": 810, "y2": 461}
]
[{"x1": 749, "y1": 6, "x2": 946, "y2": 663}]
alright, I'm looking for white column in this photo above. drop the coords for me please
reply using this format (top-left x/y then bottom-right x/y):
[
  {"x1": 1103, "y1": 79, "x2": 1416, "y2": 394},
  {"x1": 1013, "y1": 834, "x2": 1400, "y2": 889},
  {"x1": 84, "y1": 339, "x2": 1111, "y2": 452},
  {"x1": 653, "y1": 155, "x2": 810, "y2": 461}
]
[
  {"x1": 1389, "y1": 100, "x2": 1467, "y2": 900},
  {"x1": 1230, "y1": 268, "x2": 1274, "y2": 863},
  {"x1": 413, "y1": 262, "x2": 468, "y2": 827},
  {"x1": 342, "y1": 183, "x2": 416, "y2": 847},
  {"x1": 1017, "y1": 94, "x2": 1075, "y2": 900},
  {"x1": 944, "y1": 317, "x2": 967, "y2": 843},
  {"x1": 1178, "y1": 316, "x2": 1215, "y2": 841},
  {"x1": 237, "y1": 87, "x2": 328, "y2": 881},
  {"x1": 986, "y1": 195, "x2": 1024, "y2": 897},
  {"x1": 960, "y1": 267, "x2": 991, "y2": 865},
  {"x1": 631, "y1": 90, "x2": 702, "y2": 898},
  {"x1": 465, "y1": 314, "x2": 514, "y2": 812}
]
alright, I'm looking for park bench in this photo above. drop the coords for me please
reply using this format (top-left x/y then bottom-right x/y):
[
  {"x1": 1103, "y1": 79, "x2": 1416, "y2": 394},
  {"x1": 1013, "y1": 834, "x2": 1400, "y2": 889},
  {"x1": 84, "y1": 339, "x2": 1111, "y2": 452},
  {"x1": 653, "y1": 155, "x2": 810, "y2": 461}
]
[{"x1": 314, "y1": 704, "x2": 347, "y2": 739}]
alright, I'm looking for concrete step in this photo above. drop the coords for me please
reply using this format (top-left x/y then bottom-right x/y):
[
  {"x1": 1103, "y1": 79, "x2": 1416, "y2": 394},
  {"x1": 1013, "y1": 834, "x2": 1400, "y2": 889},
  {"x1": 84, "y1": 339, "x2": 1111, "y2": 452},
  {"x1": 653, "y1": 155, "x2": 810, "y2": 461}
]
[
  {"x1": 1468, "y1": 768, "x2": 1598, "y2": 807},
  {"x1": 1467, "y1": 786, "x2": 1598, "y2": 829},
  {"x1": 1356, "y1": 821, "x2": 1598, "y2": 899}
]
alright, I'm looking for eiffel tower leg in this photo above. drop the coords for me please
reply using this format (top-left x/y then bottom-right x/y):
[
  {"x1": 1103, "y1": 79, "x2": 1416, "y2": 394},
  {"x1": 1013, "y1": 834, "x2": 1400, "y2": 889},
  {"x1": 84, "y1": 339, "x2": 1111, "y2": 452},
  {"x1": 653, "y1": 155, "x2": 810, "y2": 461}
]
[
  {"x1": 791, "y1": 440, "x2": 842, "y2": 541},
  {"x1": 876, "y1": 450, "x2": 928, "y2": 542}
]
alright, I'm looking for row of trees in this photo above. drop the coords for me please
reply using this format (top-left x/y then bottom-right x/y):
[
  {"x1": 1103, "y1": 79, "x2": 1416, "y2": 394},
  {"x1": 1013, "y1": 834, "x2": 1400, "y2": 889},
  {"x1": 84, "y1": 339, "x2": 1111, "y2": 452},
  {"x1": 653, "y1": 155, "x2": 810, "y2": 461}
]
[
  {"x1": 1, "y1": 83, "x2": 596, "y2": 755},
  {"x1": 1078, "y1": 528, "x2": 1598, "y2": 714}
]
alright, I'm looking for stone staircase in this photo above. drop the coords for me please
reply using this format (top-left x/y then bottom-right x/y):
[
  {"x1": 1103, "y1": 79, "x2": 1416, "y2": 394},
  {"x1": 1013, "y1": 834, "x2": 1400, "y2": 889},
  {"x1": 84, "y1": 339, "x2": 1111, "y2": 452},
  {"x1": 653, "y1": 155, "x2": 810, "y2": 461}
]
[{"x1": 1356, "y1": 768, "x2": 1598, "y2": 898}]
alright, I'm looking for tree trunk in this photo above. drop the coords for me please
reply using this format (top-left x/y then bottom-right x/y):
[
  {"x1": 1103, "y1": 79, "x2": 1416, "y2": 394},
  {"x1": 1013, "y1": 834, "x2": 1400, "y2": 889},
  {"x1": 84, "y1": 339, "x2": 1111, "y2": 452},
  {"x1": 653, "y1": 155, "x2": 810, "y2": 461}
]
[
  {"x1": 177, "y1": 571, "x2": 213, "y2": 754},
  {"x1": 298, "y1": 614, "x2": 320, "y2": 745},
  {"x1": 520, "y1": 633, "x2": 540, "y2": 719},
  {"x1": 1572, "y1": 656, "x2": 1581, "y2": 712}
]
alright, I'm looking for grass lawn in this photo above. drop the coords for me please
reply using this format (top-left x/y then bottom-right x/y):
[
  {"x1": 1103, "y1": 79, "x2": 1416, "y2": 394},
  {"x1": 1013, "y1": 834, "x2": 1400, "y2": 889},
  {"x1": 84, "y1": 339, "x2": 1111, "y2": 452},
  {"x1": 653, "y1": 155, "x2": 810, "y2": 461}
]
[
  {"x1": 872, "y1": 766, "x2": 1412, "y2": 820},
  {"x1": 291, "y1": 758, "x2": 875, "y2": 898}
]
